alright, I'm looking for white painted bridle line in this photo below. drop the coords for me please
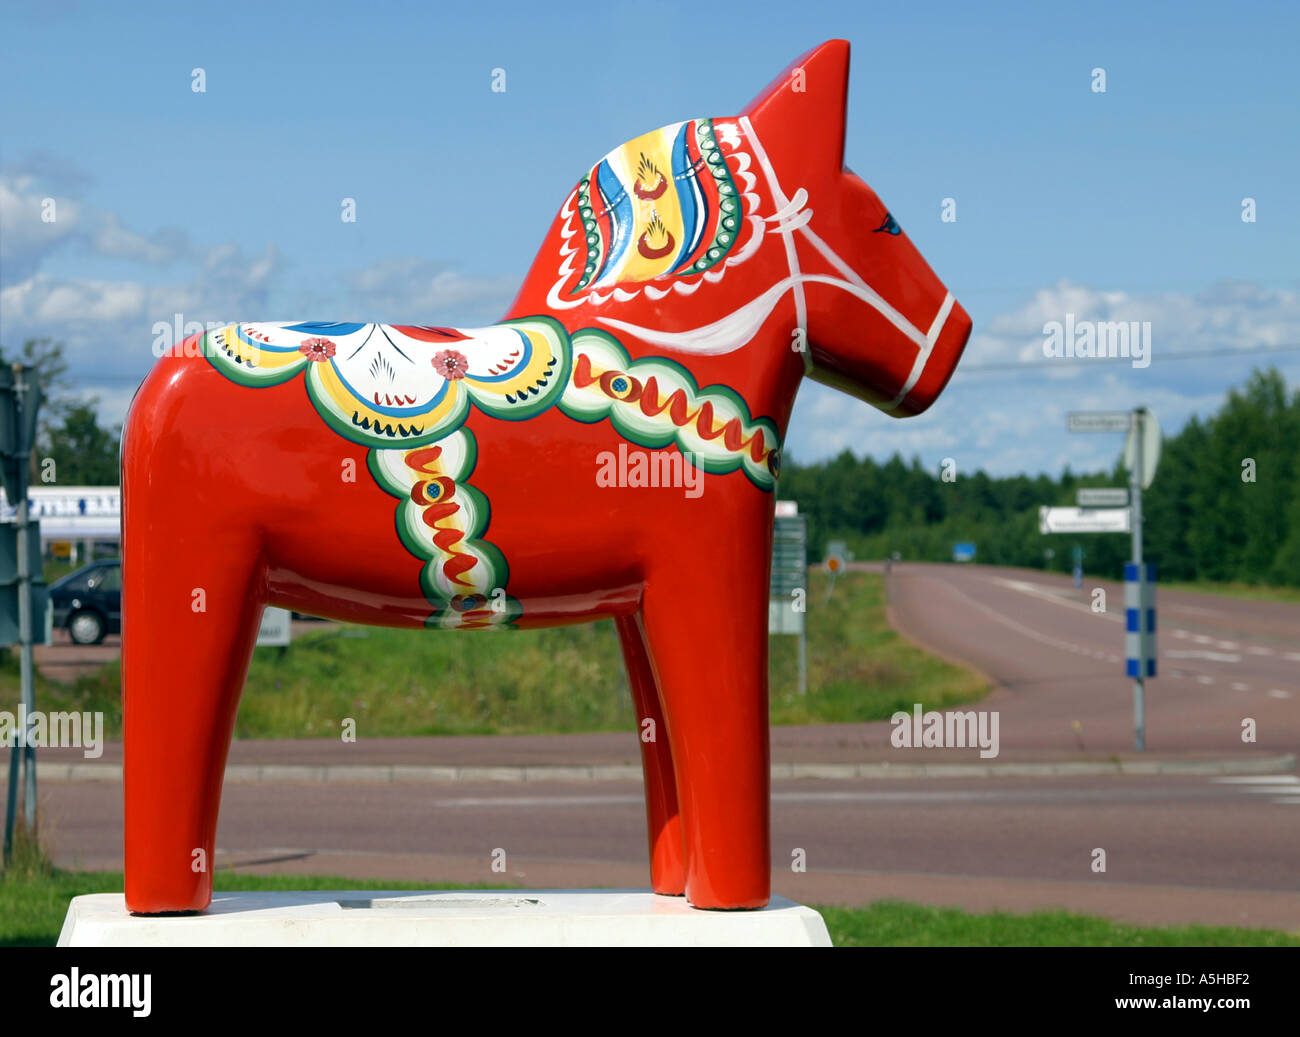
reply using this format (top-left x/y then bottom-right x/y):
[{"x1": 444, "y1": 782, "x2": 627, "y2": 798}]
[
  {"x1": 886, "y1": 292, "x2": 955, "y2": 411},
  {"x1": 588, "y1": 117, "x2": 951, "y2": 405}
]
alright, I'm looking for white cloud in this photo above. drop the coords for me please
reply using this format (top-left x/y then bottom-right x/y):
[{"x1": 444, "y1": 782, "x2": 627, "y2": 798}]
[
  {"x1": 1, "y1": 166, "x2": 194, "y2": 280},
  {"x1": 786, "y1": 279, "x2": 1300, "y2": 475},
  {"x1": 0, "y1": 173, "x2": 84, "y2": 281},
  {"x1": 337, "y1": 258, "x2": 517, "y2": 324}
]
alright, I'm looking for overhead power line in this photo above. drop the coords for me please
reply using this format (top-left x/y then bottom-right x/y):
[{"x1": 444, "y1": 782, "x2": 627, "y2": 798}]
[{"x1": 957, "y1": 342, "x2": 1300, "y2": 374}]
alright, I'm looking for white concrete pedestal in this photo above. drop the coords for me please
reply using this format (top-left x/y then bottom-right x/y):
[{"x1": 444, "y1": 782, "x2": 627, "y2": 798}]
[{"x1": 58, "y1": 890, "x2": 832, "y2": 947}]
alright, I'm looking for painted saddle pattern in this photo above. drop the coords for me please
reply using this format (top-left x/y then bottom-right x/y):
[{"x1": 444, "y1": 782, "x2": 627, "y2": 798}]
[{"x1": 201, "y1": 316, "x2": 781, "y2": 629}]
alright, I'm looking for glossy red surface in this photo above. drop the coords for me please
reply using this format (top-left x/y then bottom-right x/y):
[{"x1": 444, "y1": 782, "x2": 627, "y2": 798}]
[{"x1": 121, "y1": 39, "x2": 971, "y2": 913}]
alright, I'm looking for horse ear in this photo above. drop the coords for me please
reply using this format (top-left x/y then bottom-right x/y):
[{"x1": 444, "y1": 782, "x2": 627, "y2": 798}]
[{"x1": 740, "y1": 39, "x2": 850, "y2": 178}]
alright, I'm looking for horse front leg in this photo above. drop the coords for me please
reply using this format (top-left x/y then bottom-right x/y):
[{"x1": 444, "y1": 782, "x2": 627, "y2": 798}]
[
  {"x1": 122, "y1": 513, "x2": 267, "y2": 914},
  {"x1": 640, "y1": 541, "x2": 771, "y2": 909}
]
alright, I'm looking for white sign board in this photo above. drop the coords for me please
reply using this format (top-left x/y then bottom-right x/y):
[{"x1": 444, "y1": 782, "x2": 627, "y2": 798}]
[
  {"x1": 1039, "y1": 506, "x2": 1132, "y2": 534},
  {"x1": 1077, "y1": 487, "x2": 1129, "y2": 507},
  {"x1": 257, "y1": 606, "x2": 293, "y2": 647},
  {"x1": 1123, "y1": 411, "x2": 1162, "y2": 489},
  {"x1": 0, "y1": 486, "x2": 121, "y2": 540},
  {"x1": 1067, "y1": 412, "x2": 1132, "y2": 433}
]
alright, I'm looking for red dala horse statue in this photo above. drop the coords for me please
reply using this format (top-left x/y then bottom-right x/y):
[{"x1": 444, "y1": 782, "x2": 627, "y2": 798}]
[{"x1": 121, "y1": 39, "x2": 972, "y2": 913}]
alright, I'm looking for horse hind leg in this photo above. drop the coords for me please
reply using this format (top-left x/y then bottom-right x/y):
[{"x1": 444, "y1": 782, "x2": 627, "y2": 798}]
[{"x1": 616, "y1": 614, "x2": 685, "y2": 895}]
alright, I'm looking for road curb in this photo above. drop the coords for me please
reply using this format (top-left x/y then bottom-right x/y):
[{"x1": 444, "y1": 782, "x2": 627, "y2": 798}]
[{"x1": 31, "y1": 753, "x2": 1295, "y2": 785}]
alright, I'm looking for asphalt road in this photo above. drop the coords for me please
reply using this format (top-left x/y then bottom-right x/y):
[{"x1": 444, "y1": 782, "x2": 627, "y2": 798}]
[
  {"x1": 883, "y1": 562, "x2": 1300, "y2": 753},
  {"x1": 37, "y1": 771, "x2": 1300, "y2": 928}
]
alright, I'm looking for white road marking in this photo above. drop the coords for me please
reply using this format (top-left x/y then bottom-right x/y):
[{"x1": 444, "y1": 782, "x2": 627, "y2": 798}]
[
  {"x1": 989, "y1": 577, "x2": 1122, "y2": 622},
  {"x1": 1268, "y1": 689, "x2": 1293, "y2": 699},
  {"x1": 1195, "y1": 675, "x2": 1215, "y2": 685},
  {"x1": 1165, "y1": 650, "x2": 1241, "y2": 663},
  {"x1": 1246, "y1": 646, "x2": 1275, "y2": 656},
  {"x1": 1231, "y1": 681, "x2": 1250, "y2": 691},
  {"x1": 1213, "y1": 775, "x2": 1300, "y2": 806},
  {"x1": 1211, "y1": 779, "x2": 1300, "y2": 790},
  {"x1": 943, "y1": 581, "x2": 1100, "y2": 656},
  {"x1": 1212, "y1": 776, "x2": 1299, "y2": 785}
]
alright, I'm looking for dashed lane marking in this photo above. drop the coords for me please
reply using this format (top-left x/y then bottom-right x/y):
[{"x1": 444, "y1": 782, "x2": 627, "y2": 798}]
[
  {"x1": 1212, "y1": 776, "x2": 1300, "y2": 784},
  {"x1": 1212, "y1": 775, "x2": 1300, "y2": 807},
  {"x1": 1166, "y1": 650, "x2": 1241, "y2": 663}
]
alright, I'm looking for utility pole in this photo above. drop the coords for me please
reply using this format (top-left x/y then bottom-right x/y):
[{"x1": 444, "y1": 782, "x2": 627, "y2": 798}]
[{"x1": 1, "y1": 364, "x2": 43, "y2": 864}]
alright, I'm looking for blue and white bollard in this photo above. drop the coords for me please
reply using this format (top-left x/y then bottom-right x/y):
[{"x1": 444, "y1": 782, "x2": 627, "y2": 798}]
[
  {"x1": 1124, "y1": 562, "x2": 1156, "y2": 750},
  {"x1": 1124, "y1": 562, "x2": 1157, "y2": 678}
]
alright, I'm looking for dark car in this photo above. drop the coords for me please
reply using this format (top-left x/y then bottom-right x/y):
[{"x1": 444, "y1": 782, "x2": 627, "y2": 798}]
[{"x1": 50, "y1": 560, "x2": 121, "y2": 645}]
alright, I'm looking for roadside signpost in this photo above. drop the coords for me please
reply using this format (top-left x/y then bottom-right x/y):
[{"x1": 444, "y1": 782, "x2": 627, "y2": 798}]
[
  {"x1": 1039, "y1": 506, "x2": 1131, "y2": 534},
  {"x1": 770, "y1": 501, "x2": 807, "y2": 696},
  {"x1": 1060, "y1": 407, "x2": 1161, "y2": 750},
  {"x1": 1076, "y1": 487, "x2": 1129, "y2": 508},
  {"x1": 823, "y1": 539, "x2": 847, "y2": 602},
  {"x1": 1066, "y1": 411, "x2": 1131, "y2": 433},
  {"x1": 1, "y1": 365, "x2": 42, "y2": 864},
  {"x1": 257, "y1": 606, "x2": 293, "y2": 648}
]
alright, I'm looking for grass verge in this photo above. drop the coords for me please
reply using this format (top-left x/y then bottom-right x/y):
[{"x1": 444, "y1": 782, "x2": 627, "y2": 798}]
[
  {"x1": 821, "y1": 899, "x2": 1299, "y2": 947},
  {"x1": 1159, "y1": 580, "x2": 1300, "y2": 605}
]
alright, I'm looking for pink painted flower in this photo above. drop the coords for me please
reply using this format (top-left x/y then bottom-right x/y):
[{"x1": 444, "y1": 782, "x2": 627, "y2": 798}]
[
  {"x1": 433, "y1": 349, "x2": 469, "y2": 380},
  {"x1": 298, "y1": 337, "x2": 336, "y2": 362}
]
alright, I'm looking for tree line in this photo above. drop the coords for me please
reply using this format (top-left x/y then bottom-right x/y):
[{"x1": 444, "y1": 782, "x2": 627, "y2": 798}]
[
  {"x1": 0, "y1": 339, "x2": 122, "y2": 486},
  {"x1": 777, "y1": 368, "x2": 1300, "y2": 587}
]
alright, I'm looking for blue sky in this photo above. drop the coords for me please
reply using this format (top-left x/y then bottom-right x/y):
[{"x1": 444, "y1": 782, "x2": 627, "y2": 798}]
[{"x1": 2, "y1": 0, "x2": 1297, "y2": 476}]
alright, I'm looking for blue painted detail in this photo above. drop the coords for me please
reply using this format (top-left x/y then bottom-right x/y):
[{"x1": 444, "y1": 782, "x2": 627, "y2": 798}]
[
  {"x1": 462, "y1": 330, "x2": 534, "y2": 383},
  {"x1": 1126, "y1": 658, "x2": 1140, "y2": 678},
  {"x1": 285, "y1": 321, "x2": 367, "y2": 336},
  {"x1": 594, "y1": 159, "x2": 632, "y2": 282},
  {"x1": 1126, "y1": 608, "x2": 1140, "y2": 632},
  {"x1": 1147, "y1": 608, "x2": 1156, "y2": 633},
  {"x1": 668, "y1": 121, "x2": 704, "y2": 273},
  {"x1": 237, "y1": 325, "x2": 300, "y2": 354},
  {"x1": 1124, "y1": 563, "x2": 1139, "y2": 581}
]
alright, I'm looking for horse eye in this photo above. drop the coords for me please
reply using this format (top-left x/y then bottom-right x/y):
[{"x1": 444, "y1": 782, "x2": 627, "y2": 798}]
[{"x1": 874, "y1": 212, "x2": 901, "y2": 235}]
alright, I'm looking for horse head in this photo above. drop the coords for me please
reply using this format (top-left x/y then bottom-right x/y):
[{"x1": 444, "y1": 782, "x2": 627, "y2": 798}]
[{"x1": 511, "y1": 38, "x2": 971, "y2": 423}]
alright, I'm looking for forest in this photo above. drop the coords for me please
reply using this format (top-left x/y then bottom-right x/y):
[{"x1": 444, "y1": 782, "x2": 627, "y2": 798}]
[{"x1": 777, "y1": 368, "x2": 1300, "y2": 587}]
